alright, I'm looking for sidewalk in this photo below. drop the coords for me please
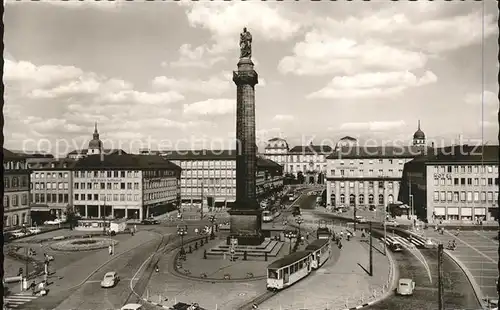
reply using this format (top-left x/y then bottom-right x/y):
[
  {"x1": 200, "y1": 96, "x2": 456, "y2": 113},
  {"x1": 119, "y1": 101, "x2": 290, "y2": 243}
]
[
  {"x1": 12, "y1": 230, "x2": 161, "y2": 295},
  {"x1": 259, "y1": 234, "x2": 392, "y2": 310}
]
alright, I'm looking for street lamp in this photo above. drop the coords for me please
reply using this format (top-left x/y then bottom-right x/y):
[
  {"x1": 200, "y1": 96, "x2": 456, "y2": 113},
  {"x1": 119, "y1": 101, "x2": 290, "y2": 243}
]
[
  {"x1": 284, "y1": 231, "x2": 296, "y2": 254},
  {"x1": 177, "y1": 225, "x2": 187, "y2": 256},
  {"x1": 209, "y1": 215, "x2": 216, "y2": 240},
  {"x1": 295, "y1": 216, "x2": 304, "y2": 237}
]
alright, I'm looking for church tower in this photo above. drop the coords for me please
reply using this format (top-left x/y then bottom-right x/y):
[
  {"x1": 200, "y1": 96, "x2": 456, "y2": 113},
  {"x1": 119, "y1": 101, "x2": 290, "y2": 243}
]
[
  {"x1": 88, "y1": 122, "x2": 103, "y2": 155},
  {"x1": 412, "y1": 120, "x2": 426, "y2": 147}
]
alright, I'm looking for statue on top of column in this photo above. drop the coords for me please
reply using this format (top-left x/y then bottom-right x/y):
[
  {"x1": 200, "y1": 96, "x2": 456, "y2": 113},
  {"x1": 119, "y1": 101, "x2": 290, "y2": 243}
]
[{"x1": 239, "y1": 27, "x2": 252, "y2": 59}]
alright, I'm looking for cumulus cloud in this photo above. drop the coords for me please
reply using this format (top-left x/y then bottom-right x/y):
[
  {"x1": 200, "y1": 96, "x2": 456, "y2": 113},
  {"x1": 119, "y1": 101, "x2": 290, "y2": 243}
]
[
  {"x1": 152, "y1": 74, "x2": 231, "y2": 96},
  {"x1": 170, "y1": 2, "x2": 301, "y2": 67},
  {"x1": 307, "y1": 71, "x2": 437, "y2": 99},
  {"x1": 184, "y1": 98, "x2": 235, "y2": 116},
  {"x1": 465, "y1": 90, "x2": 498, "y2": 106},
  {"x1": 273, "y1": 114, "x2": 294, "y2": 121},
  {"x1": 339, "y1": 121, "x2": 406, "y2": 132}
]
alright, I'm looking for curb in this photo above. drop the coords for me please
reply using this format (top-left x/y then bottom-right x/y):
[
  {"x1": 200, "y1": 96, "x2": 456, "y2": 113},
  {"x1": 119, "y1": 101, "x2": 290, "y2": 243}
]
[{"x1": 443, "y1": 248, "x2": 486, "y2": 308}]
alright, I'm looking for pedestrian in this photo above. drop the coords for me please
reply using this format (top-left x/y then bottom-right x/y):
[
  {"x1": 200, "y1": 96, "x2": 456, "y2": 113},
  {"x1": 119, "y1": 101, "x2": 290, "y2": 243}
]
[
  {"x1": 338, "y1": 242, "x2": 342, "y2": 250},
  {"x1": 195, "y1": 228, "x2": 199, "y2": 235},
  {"x1": 29, "y1": 281, "x2": 36, "y2": 295},
  {"x1": 108, "y1": 245, "x2": 113, "y2": 255}
]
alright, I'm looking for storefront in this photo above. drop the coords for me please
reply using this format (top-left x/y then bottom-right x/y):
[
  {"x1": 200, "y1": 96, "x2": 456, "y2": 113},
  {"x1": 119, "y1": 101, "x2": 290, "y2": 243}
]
[
  {"x1": 460, "y1": 207, "x2": 472, "y2": 221},
  {"x1": 446, "y1": 207, "x2": 459, "y2": 221}
]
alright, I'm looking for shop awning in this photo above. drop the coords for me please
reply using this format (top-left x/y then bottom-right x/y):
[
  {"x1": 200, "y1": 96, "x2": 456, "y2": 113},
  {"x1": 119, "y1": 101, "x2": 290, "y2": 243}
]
[
  {"x1": 434, "y1": 207, "x2": 446, "y2": 216},
  {"x1": 461, "y1": 208, "x2": 472, "y2": 216},
  {"x1": 447, "y1": 207, "x2": 459, "y2": 215},
  {"x1": 474, "y1": 208, "x2": 486, "y2": 215},
  {"x1": 30, "y1": 204, "x2": 50, "y2": 212}
]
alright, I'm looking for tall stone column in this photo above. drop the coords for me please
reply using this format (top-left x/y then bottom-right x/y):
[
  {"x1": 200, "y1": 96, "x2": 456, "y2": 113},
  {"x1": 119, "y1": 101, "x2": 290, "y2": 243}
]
[{"x1": 228, "y1": 57, "x2": 264, "y2": 245}]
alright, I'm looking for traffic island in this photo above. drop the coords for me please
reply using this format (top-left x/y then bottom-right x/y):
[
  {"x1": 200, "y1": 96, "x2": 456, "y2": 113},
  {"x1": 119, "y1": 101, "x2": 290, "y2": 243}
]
[
  {"x1": 171, "y1": 236, "x2": 291, "y2": 282},
  {"x1": 49, "y1": 238, "x2": 118, "y2": 251}
]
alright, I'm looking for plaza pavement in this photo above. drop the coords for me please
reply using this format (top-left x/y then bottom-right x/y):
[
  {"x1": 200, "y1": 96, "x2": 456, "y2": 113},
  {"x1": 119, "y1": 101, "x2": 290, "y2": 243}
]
[
  {"x1": 425, "y1": 229, "x2": 498, "y2": 300},
  {"x1": 259, "y1": 229, "x2": 392, "y2": 310}
]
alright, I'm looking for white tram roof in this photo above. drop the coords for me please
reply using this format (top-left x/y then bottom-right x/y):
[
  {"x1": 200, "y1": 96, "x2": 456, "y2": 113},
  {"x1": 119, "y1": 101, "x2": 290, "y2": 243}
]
[
  {"x1": 267, "y1": 251, "x2": 311, "y2": 269},
  {"x1": 305, "y1": 239, "x2": 330, "y2": 251}
]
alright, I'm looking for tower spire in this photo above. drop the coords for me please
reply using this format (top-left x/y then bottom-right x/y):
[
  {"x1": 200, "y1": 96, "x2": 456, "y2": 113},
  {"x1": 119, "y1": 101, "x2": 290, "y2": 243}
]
[
  {"x1": 94, "y1": 121, "x2": 98, "y2": 133},
  {"x1": 418, "y1": 120, "x2": 421, "y2": 130}
]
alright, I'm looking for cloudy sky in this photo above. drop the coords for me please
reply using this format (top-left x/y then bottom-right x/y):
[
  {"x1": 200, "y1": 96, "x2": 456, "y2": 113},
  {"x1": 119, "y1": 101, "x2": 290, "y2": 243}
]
[{"x1": 4, "y1": 1, "x2": 498, "y2": 155}]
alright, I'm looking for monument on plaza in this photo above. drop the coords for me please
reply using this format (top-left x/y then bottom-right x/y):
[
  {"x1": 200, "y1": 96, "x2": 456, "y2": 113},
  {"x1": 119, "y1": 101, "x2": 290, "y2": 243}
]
[{"x1": 228, "y1": 27, "x2": 264, "y2": 246}]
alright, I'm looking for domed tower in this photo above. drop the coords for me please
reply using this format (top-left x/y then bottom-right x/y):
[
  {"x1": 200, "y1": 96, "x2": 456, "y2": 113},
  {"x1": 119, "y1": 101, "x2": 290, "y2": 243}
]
[
  {"x1": 88, "y1": 122, "x2": 103, "y2": 155},
  {"x1": 413, "y1": 120, "x2": 426, "y2": 146}
]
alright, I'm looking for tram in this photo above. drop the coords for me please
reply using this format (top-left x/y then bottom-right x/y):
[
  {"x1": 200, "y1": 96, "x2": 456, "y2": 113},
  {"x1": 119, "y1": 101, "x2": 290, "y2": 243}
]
[
  {"x1": 262, "y1": 210, "x2": 274, "y2": 223},
  {"x1": 266, "y1": 251, "x2": 312, "y2": 291},
  {"x1": 304, "y1": 239, "x2": 331, "y2": 269}
]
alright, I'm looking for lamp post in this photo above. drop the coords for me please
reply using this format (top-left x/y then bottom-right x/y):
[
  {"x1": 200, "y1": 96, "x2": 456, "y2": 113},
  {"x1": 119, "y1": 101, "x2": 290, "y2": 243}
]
[
  {"x1": 209, "y1": 215, "x2": 216, "y2": 240},
  {"x1": 295, "y1": 216, "x2": 304, "y2": 237},
  {"x1": 285, "y1": 231, "x2": 295, "y2": 254},
  {"x1": 177, "y1": 225, "x2": 187, "y2": 256}
]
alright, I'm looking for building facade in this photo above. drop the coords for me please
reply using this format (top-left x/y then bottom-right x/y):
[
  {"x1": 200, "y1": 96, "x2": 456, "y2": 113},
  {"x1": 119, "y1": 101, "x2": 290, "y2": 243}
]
[
  {"x1": 160, "y1": 150, "x2": 284, "y2": 208},
  {"x1": 400, "y1": 145, "x2": 499, "y2": 222},
  {"x1": 3, "y1": 149, "x2": 31, "y2": 228},
  {"x1": 263, "y1": 139, "x2": 333, "y2": 184},
  {"x1": 325, "y1": 146, "x2": 427, "y2": 211},
  {"x1": 29, "y1": 159, "x2": 75, "y2": 223},
  {"x1": 72, "y1": 154, "x2": 181, "y2": 220}
]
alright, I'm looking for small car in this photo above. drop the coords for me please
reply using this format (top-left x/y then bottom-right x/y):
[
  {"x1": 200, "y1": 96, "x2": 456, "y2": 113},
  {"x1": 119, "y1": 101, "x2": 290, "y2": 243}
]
[
  {"x1": 355, "y1": 216, "x2": 367, "y2": 223},
  {"x1": 120, "y1": 304, "x2": 143, "y2": 310},
  {"x1": 44, "y1": 219, "x2": 63, "y2": 225},
  {"x1": 28, "y1": 227, "x2": 42, "y2": 234},
  {"x1": 384, "y1": 220, "x2": 399, "y2": 227},
  {"x1": 397, "y1": 278, "x2": 415, "y2": 296},
  {"x1": 141, "y1": 219, "x2": 159, "y2": 225},
  {"x1": 101, "y1": 271, "x2": 120, "y2": 288},
  {"x1": 292, "y1": 207, "x2": 301, "y2": 216}
]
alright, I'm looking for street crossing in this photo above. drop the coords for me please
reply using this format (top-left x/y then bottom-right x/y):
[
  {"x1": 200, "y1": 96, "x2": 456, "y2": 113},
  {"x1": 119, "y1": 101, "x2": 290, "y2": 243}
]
[
  {"x1": 384, "y1": 235, "x2": 426, "y2": 248},
  {"x1": 4, "y1": 293, "x2": 38, "y2": 309}
]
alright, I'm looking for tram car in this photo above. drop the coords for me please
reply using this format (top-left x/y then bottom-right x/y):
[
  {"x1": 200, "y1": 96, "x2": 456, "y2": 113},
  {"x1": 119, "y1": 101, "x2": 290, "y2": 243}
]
[
  {"x1": 262, "y1": 210, "x2": 274, "y2": 223},
  {"x1": 266, "y1": 251, "x2": 312, "y2": 291},
  {"x1": 316, "y1": 227, "x2": 331, "y2": 240},
  {"x1": 304, "y1": 239, "x2": 331, "y2": 269}
]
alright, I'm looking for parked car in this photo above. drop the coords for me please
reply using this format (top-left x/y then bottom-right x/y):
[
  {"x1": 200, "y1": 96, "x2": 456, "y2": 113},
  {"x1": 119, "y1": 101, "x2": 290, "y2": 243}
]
[
  {"x1": 141, "y1": 218, "x2": 159, "y2": 225},
  {"x1": 355, "y1": 216, "x2": 367, "y2": 223},
  {"x1": 384, "y1": 220, "x2": 399, "y2": 227},
  {"x1": 292, "y1": 206, "x2": 301, "y2": 217},
  {"x1": 28, "y1": 227, "x2": 42, "y2": 234},
  {"x1": 121, "y1": 304, "x2": 143, "y2": 310},
  {"x1": 44, "y1": 219, "x2": 63, "y2": 225},
  {"x1": 397, "y1": 278, "x2": 415, "y2": 296},
  {"x1": 101, "y1": 271, "x2": 120, "y2": 288}
]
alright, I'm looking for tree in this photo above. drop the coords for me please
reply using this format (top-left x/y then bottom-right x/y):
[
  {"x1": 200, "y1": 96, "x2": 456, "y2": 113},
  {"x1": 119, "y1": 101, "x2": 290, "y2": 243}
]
[
  {"x1": 297, "y1": 172, "x2": 305, "y2": 184},
  {"x1": 65, "y1": 206, "x2": 79, "y2": 230}
]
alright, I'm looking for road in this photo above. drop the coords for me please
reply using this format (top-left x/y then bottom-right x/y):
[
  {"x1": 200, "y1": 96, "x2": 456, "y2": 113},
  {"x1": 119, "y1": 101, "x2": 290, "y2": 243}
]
[{"x1": 301, "y1": 189, "x2": 481, "y2": 310}]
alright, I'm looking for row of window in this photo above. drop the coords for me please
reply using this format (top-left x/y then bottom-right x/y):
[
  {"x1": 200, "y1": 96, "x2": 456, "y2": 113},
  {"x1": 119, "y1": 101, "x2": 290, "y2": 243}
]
[
  {"x1": 74, "y1": 182, "x2": 141, "y2": 190},
  {"x1": 33, "y1": 172, "x2": 69, "y2": 179},
  {"x1": 4, "y1": 213, "x2": 28, "y2": 227},
  {"x1": 433, "y1": 177, "x2": 499, "y2": 187},
  {"x1": 181, "y1": 187, "x2": 236, "y2": 194},
  {"x1": 331, "y1": 193, "x2": 393, "y2": 205},
  {"x1": 33, "y1": 182, "x2": 69, "y2": 190},
  {"x1": 3, "y1": 194, "x2": 29, "y2": 207},
  {"x1": 288, "y1": 164, "x2": 327, "y2": 172},
  {"x1": 181, "y1": 178, "x2": 237, "y2": 186},
  {"x1": 433, "y1": 191, "x2": 498, "y2": 203},
  {"x1": 33, "y1": 193, "x2": 69, "y2": 204},
  {"x1": 335, "y1": 159, "x2": 406, "y2": 166},
  {"x1": 4, "y1": 161, "x2": 27, "y2": 170},
  {"x1": 177, "y1": 160, "x2": 236, "y2": 169},
  {"x1": 75, "y1": 170, "x2": 140, "y2": 178},
  {"x1": 147, "y1": 191, "x2": 177, "y2": 200},
  {"x1": 265, "y1": 155, "x2": 327, "y2": 163},
  {"x1": 333, "y1": 181, "x2": 400, "y2": 190},
  {"x1": 4, "y1": 176, "x2": 29, "y2": 188},
  {"x1": 75, "y1": 193, "x2": 140, "y2": 202},
  {"x1": 331, "y1": 168, "x2": 403, "y2": 177},
  {"x1": 433, "y1": 165, "x2": 498, "y2": 174},
  {"x1": 182, "y1": 170, "x2": 237, "y2": 177}
]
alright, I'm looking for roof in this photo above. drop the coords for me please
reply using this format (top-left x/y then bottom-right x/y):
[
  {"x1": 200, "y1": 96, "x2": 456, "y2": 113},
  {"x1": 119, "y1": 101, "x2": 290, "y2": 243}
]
[
  {"x1": 267, "y1": 251, "x2": 311, "y2": 269},
  {"x1": 162, "y1": 149, "x2": 282, "y2": 168},
  {"x1": 304, "y1": 239, "x2": 330, "y2": 251},
  {"x1": 326, "y1": 146, "x2": 431, "y2": 159},
  {"x1": 339, "y1": 136, "x2": 357, "y2": 141},
  {"x1": 29, "y1": 159, "x2": 76, "y2": 169},
  {"x1": 407, "y1": 145, "x2": 498, "y2": 164},
  {"x1": 73, "y1": 154, "x2": 181, "y2": 170},
  {"x1": 8, "y1": 150, "x2": 54, "y2": 158},
  {"x1": 67, "y1": 149, "x2": 127, "y2": 155},
  {"x1": 413, "y1": 129, "x2": 425, "y2": 139},
  {"x1": 3, "y1": 148, "x2": 21, "y2": 159},
  {"x1": 289, "y1": 145, "x2": 333, "y2": 154},
  {"x1": 268, "y1": 137, "x2": 286, "y2": 142}
]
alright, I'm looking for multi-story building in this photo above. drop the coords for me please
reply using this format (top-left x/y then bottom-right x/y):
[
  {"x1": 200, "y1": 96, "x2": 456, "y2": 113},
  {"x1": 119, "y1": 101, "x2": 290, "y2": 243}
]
[
  {"x1": 160, "y1": 150, "x2": 283, "y2": 208},
  {"x1": 66, "y1": 123, "x2": 126, "y2": 159},
  {"x1": 263, "y1": 139, "x2": 333, "y2": 184},
  {"x1": 400, "y1": 145, "x2": 499, "y2": 222},
  {"x1": 325, "y1": 123, "x2": 430, "y2": 210},
  {"x1": 3, "y1": 149, "x2": 31, "y2": 228},
  {"x1": 72, "y1": 154, "x2": 181, "y2": 220},
  {"x1": 29, "y1": 159, "x2": 75, "y2": 223}
]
